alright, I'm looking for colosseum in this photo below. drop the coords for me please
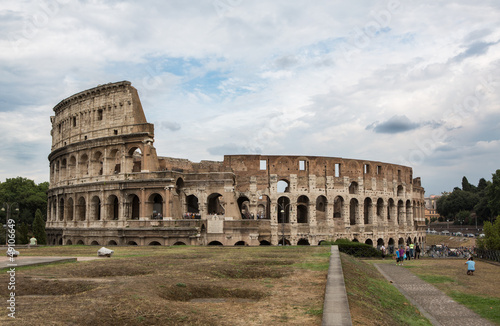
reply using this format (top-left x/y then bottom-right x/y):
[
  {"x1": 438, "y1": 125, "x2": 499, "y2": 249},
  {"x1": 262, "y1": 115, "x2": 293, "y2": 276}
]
[{"x1": 46, "y1": 81, "x2": 427, "y2": 251}]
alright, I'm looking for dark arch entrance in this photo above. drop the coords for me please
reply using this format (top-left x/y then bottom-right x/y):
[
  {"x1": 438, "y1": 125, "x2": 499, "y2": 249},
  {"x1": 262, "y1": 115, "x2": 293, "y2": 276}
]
[{"x1": 297, "y1": 239, "x2": 310, "y2": 246}]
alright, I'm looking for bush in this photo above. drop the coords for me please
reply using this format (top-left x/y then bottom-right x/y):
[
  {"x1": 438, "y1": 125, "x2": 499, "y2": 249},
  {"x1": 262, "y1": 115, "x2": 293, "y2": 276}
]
[{"x1": 321, "y1": 239, "x2": 382, "y2": 258}]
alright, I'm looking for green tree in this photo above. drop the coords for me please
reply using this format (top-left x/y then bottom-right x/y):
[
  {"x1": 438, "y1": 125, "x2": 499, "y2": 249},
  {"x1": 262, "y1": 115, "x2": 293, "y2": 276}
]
[
  {"x1": 0, "y1": 177, "x2": 48, "y2": 226},
  {"x1": 32, "y1": 209, "x2": 46, "y2": 245},
  {"x1": 462, "y1": 176, "x2": 476, "y2": 192},
  {"x1": 436, "y1": 189, "x2": 479, "y2": 220},
  {"x1": 477, "y1": 218, "x2": 500, "y2": 250},
  {"x1": 487, "y1": 169, "x2": 500, "y2": 217},
  {"x1": 18, "y1": 222, "x2": 29, "y2": 244}
]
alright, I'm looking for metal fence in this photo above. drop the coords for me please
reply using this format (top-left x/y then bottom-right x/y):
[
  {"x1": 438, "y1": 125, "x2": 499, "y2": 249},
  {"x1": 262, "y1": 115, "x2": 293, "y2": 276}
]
[{"x1": 475, "y1": 249, "x2": 500, "y2": 263}]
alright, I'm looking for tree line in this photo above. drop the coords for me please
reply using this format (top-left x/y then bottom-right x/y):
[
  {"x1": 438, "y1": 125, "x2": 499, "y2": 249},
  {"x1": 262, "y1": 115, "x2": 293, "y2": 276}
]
[
  {"x1": 436, "y1": 170, "x2": 500, "y2": 226},
  {"x1": 0, "y1": 177, "x2": 48, "y2": 245}
]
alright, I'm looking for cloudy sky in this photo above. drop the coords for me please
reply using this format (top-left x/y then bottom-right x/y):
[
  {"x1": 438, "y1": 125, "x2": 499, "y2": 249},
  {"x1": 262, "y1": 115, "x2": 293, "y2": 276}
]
[{"x1": 1, "y1": 0, "x2": 499, "y2": 195}]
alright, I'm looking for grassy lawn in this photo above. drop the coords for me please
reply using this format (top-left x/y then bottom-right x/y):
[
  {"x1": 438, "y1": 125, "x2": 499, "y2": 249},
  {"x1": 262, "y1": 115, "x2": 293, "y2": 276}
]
[
  {"x1": 1, "y1": 245, "x2": 432, "y2": 325},
  {"x1": 374, "y1": 258, "x2": 500, "y2": 325}
]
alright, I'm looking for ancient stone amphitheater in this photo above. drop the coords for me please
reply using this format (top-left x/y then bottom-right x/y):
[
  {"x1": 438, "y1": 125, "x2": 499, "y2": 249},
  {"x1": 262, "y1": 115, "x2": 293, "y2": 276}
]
[{"x1": 46, "y1": 81, "x2": 426, "y2": 250}]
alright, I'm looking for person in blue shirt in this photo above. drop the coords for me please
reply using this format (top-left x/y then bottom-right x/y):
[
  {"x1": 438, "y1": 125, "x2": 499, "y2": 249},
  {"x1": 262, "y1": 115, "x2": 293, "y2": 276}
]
[{"x1": 465, "y1": 257, "x2": 475, "y2": 276}]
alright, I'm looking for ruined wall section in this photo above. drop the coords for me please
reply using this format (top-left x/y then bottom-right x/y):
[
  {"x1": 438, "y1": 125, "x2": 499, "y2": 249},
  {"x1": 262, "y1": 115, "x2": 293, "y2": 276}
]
[{"x1": 50, "y1": 81, "x2": 152, "y2": 151}]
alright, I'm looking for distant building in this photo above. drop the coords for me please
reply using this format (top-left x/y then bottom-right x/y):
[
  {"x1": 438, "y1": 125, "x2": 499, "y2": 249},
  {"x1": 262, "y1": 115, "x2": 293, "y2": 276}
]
[{"x1": 425, "y1": 195, "x2": 442, "y2": 221}]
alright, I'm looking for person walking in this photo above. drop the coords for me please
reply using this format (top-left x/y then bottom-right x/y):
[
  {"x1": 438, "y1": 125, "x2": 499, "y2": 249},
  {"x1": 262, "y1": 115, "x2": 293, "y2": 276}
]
[
  {"x1": 405, "y1": 244, "x2": 410, "y2": 260},
  {"x1": 380, "y1": 245, "x2": 386, "y2": 260},
  {"x1": 395, "y1": 247, "x2": 400, "y2": 265},
  {"x1": 415, "y1": 243, "x2": 421, "y2": 259},
  {"x1": 399, "y1": 246, "x2": 405, "y2": 265},
  {"x1": 409, "y1": 242, "x2": 415, "y2": 259}
]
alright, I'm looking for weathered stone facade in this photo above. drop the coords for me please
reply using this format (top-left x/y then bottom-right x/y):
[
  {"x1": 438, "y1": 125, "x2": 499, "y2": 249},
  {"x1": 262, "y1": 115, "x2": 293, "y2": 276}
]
[{"x1": 47, "y1": 81, "x2": 427, "y2": 249}]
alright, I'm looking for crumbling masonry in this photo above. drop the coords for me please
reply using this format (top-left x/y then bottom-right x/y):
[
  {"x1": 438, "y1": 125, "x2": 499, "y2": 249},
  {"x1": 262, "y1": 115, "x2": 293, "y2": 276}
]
[{"x1": 46, "y1": 81, "x2": 426, "y2": 249}]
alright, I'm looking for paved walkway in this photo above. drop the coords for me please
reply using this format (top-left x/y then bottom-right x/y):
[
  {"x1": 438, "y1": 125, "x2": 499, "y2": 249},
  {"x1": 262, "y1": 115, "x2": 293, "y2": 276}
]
[
  {"x1": 0, "y1": 256, "x2": 99, "y2": 269},
  {"x1": 375, "y1": 263, "x2": 495, "y2": 326}
]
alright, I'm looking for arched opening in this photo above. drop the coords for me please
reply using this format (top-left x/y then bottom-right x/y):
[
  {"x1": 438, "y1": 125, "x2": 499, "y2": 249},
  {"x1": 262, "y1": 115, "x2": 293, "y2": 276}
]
[
  {"x1": 90, "y1": 241, "x2": 100, "y2": 246},
  {"x1": 334, "y1": 196, "x2": 344, "y2": 218},
  {"x1": 91, "y1": 196, "x2": 101, "y2": 220},
  {"x1": 364, "y1": 239, "x2": 373, "y2": 247},
  {"x1": 387, "y1": 198, "x2": 395, "y2": 221},
  {"x1": 129, "y1": 194, "x2": 140, "y2": 220},
  {"x1": 58, "y1": 238, "x2": 63, "y2": 245},
  {"x1": 66, "y1": 239, "x2": 73, "y2": 245},
  {"x1": 297, "y1": 239, "x2": 310, "y2": 246},
  {"x1": 149, "y1": 241, "x2": 162, "y2": 246},
  {"x1": 237, "y1": 196, "x2": 251, "y2": 219},
  {"x1": 376, "y1": 198, "x2": 384, "y2": 221},
  {"x1": 208, "y1": 241, "x2": 223, "y2": 246},
  {"x1": 257, "y1": 195, "x2": 270, "y2": 219},
  {"x1": 388, "y1": 238, "x2": 395, "y2": 254},
  {"x1": 77, "y1": 240, "x2": 85, "y2": 245},
  {"x1": 186, "y1": 195, "x2": 199, "y2": 213},
  {"x1": 108, "y1": 148, "x2": 121, "y2": 175},
  {"x1": 406, "y1": 200, "x2": 412, "y2": 225},
  {"x1": 60, "y1": 158, "x2": 67, "y2": 180},
  {"x1": 58, "y1": 197, "x2": 65, "y2": 221},
  {"x1": 349, "y1": 198, "x2": 358, "y2": 225},
  {"x1": 297, "y1": 195, "x2": 309, "y2": 223},
  {"x1": 397, "y1": 200, "x2": 404, "y2": 225},
  {"x1": 318, "y1": 240, "x2": 327, "y2": 245},
  {"x1": 377, "y1": 238, "x2": 384, "y2": 249},
  {"x1": 352, "y1": 238, "x2": 359, "y2": 243},
  {"x1": 149, "y1": 193, "x2": 163, "y2": 219},
  {"x1": 349, "y1": 181, "x2": 358, "y2": 195},
  {"x1": 69, "y1": 156, "x2": 76, "y2": 178},
  {"x1": 79, "y1": 154, "x2": 89, "y2": 176},
  {"x1": 316, "y1": 195, "x2": 327, "y2": 223},
  {"x1": 207, "y1": 193, "x2": 224, "y2": 215},
  {"x1": 77, "y1": 197, "x2": 86, "y2": 221},
  {"x1": 407, "y1": 237, "x2": 412, "y2": 245},
  {"x1": 234, "y1": 241, "x2": 246, "y2": 246},
  {"x1": 277, "y1": 196, "x2": 290, "y2": 223},
  {"x1": 259, "y1": 240, "x2": 271, "y2": 246},
  {"x1": 397, "y1": 185, "x2": 404, "y2": 196},
  {"x1": 173, "y1": 241, "x2": 186, "y2": 246},
  {"x1": 107, "y1": 195, "x2": 119, "y2": 220},
  {"x1": 364, "y1": 197, "x2": 372, "y2": 224},
  {"x1": 127, "y1": 241, "x2": 138, "y2": 245},
  {"x1": 278, "y1": 238, "x2": 291, "y2": 246},
  {"x1": 129, "y1": 147, "x2": 142, "y2": 173},
  {"x1": 277, "y1": 179, "x2": 290, "y2": 193},
  {"x1": 398, "y1": 238, "x2": 405, "y2": 247},
  {"x1": 93, "y1": 151, "x2": 104, "y2": 176},
  {"x1": 67, "y1": 197, "x2": 74, "y2": 221},
  {"x1": 108, "y1": 240, "x2": 118, "y2": 246}
]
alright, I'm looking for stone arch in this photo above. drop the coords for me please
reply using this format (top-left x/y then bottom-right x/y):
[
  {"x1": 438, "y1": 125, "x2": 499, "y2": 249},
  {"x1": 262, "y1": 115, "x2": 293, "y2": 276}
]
[
  {"x1": 148, "y1": 193, "x2": 163, "y2": 218},
  {"x1": 237, "y1": 196, "x2": 251, "y2": 219},
  {"x1": 149, "y1": 241, "x2": 162, "y2": 246},
  {"x1": 349, "y1": 181, "x2": 359, "y2": 195},
  {"x1": 397, "y1": 185, "x2": 404, "y2": 197},
  {"x1": 173, "y1": 241, "x2": 186, "y2": 246},
  {"x1": 66, "y1": 197, "x2": 74, "y2": 221},
  {"x1": 397, "y1": 200, "x2": 404, "y2": 225},
  {"x1": 398, "y1": 238, "x2": 404, "y2": 247},
  {"x1": 128, "y1": 194, "x2": 140, "y2": 220},
  {"x1": 108, "y1": 148, "x2": 121, "y2": 174},
  {"x1": 128, "y1": 147, "x2": 143, "y2": 173},
  {"x1": 363, "y1": 197, "x2": 372, "y2": 224},
  {"x1": 234, "y1": 241, "x2": 246, "y2": 246},
  {"x1": 259, "y1": 240, "x2": 271, "y2": 246},
  {"x1": 377, "y1": 238, "x2": 384, "y2": 249},
  {"x1": 77, "y1": 240, "x2": 84, "y2": 245},
  {"x1": 278, "y1": 238, "x2": 291, "y2": 246},
  {"x1": 207, "y1": 193, "x2": 224, "y2": 215},
  {"x1": 376, "y1": 198, "x2": 384, "y2": 221},
  {"x1": 297, "y1": 238, "x2": 310, "y2": 245},
  {"x1": 365, "y1": 238, "x2": 373, "y2": 247},
  {"x1": 297, "y1": 195, "x2": 309, "y2": 223},
  {"x1": 334, "y1": 196, "x2": 344, "y2": 218},
  {"x1": 77, "y1": 196, "x2": 86, "y2": 221},
  {"x1": 69, "y1": 155, "x2": 76, "y2": 178},
  {"x1": 58, "y1": 197, "x2": 65, "y2": 221},
  {"x1": 107, "y1": 195, "x2": 119, "y2": 220},
  {"x1": 92, "y1": 151, "x2": 104, "y2": 176},
  {"x1": 91, "y1": 195, "x2": 102, "y2": 220},
  {"x1": 406, "y1": 199, "x2": 412, "y2": 225},
  {"x1": 90, "y1": 240, "x2": 100, "y2": 246},
  {"x1": 186, "y1": 195, "x2": 199, "y2": 213},
  {"x1": 277, "y1": 179, "x2": 290, "y2": 193},
  {"x1": 127, "y1": 241, "x2": 138, "y2": 245},
  {"x1": 316, "y1": 195, "x2": 327, "y2": 223},
  {"x1": 388, "y1": 238, "x2": 395, "y2": 253},
  {"x1": 66, "y1": 239, "x2": 73, "y2": 245},
  {"x1": 208, "y1": 241, "x2": 223, "y2": 246},
  {"x1": 60, "y1": 158, "x2": 67, "y2": 180},
  {"x1": 349, "y1": 198, "x2": 359, "y2": 225},
  {"x1": 257, "y1": 195, "x2": 270, "y2": 219},
  {"x1": 387, "y1": 198, "x2": 395, "y2": 221},
  {"x1": 277, "y1": 196, "x2": 290, "y2": 223},
  {"x1": 108, "y1": 240, "x2": 118, "y2": 246},
  {"x1": 79, "y1": 153, "x2": 89, "y2": 176},
  {"x1": 352, "y1": 238, "x2": 359, "y2": 242}
]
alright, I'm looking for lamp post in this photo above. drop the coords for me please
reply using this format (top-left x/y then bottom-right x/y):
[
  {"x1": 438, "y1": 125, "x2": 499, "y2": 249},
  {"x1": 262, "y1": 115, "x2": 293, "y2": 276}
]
[
  {"x1": 2, "y1": 202, "x2": 19, "y2": 245},
  {"x1": 278, "y1": 202, "x2": 291, "y2": 246}
]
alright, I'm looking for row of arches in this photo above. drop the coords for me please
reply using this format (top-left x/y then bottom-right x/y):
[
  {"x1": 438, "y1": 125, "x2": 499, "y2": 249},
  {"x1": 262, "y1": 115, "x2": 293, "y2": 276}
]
[{"x1": 50, "y1": 146, "x2": 145, "y2": 184}]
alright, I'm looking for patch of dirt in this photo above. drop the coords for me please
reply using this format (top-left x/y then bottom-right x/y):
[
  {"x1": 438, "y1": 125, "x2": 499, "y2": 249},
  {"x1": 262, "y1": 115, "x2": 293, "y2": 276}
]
[
  {"x1": 0, "y1": 277, "x2": 97, "y2": 296},
  {"x1": 242, "y1": 259, "x2": 295, "y2": 266},
  {"x1": 212, "y1": 266, "x2": 287, "y2": 279},
  {"x1": 158, "y1": 283, "x2": 266, "y2": 301}
]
